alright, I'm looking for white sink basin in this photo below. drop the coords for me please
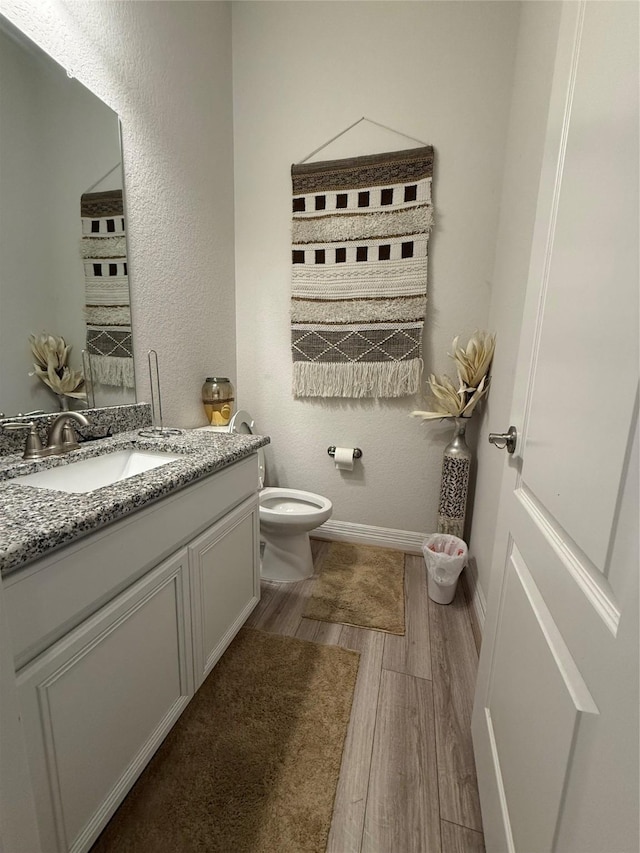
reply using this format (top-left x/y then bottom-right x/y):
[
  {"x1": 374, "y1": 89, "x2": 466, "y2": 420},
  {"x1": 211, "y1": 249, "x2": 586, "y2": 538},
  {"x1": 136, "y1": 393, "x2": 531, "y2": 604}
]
[{"x1": 11, "y1": 449, "x2": 182, "y2": 494}]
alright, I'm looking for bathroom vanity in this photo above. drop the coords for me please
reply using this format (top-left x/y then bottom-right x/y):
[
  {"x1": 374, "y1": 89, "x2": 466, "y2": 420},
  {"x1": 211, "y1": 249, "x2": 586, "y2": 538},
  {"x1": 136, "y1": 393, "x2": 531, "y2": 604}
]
[{"x1": 0, "y1": 426, "x2": 268, "y2": 853}]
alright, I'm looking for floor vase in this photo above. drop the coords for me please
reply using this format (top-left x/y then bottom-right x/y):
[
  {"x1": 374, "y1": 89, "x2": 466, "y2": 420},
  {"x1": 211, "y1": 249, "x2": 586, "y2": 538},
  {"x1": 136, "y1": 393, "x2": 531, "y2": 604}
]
[{"x1": 437, "y1": 417, "x2": 471, "y2": 539}]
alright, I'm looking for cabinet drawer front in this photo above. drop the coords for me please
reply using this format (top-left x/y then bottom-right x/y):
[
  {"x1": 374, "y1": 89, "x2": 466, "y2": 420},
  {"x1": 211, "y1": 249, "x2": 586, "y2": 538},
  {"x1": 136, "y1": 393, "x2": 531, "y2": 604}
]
[
  {"x1": 16, "y1": 550, "x2": 194, "y2": 853},
  {"x1": 190, "y1": 495, "x2": 260, "y2": 688},
  {"x1": 6, "y1": 454, "x2": 258, "y2": 667}
]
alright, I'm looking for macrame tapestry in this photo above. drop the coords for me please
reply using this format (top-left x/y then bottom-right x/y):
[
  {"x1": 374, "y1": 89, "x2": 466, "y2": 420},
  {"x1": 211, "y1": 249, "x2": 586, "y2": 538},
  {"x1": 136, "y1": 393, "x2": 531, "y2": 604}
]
[
  {"x1": 291, "y1": 146, "x2": 434, "y2": 398},
  {"x1": 80, "y1": 189, "x2": 134, "y2": 388}
]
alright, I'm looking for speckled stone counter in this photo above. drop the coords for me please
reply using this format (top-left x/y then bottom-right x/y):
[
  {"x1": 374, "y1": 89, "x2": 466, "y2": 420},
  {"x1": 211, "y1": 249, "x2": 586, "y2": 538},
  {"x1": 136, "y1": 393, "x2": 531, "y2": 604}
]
[
  {"x1": 0, "y1": 428, "x2": 269, "y2": 576},
  {"x1": 0, "y1": 402, "x2": 152, "y2": 456}
]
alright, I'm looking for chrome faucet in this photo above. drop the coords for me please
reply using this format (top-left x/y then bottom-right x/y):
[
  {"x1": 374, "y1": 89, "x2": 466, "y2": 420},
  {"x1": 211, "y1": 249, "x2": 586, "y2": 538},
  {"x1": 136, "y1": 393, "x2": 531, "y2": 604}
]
[
  {"x1": 45, "y1": 411, "x2": 91, "y2": 455},
  {"x1": 3, "y1": 411, "x2": 91, "y2": 459}
]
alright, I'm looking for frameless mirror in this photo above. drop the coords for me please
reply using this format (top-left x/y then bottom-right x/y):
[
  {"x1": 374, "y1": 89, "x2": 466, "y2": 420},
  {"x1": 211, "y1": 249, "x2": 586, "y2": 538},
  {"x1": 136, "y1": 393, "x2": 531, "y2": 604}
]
[{"x1": 0, "y1": 14, "x2": 136, "y2": 418}]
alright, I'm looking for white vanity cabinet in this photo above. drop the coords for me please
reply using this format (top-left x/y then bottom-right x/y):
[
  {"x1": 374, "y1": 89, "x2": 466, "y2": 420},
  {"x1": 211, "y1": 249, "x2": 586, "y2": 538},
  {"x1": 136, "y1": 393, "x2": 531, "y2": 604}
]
[
  {"x1": 4, "y1": 454, "x2": 261, "y2": 853},
  {"x1": 189, "y1": 495, "x2": 260, "y2": 688},
  {"x1": 16, "y1": 550, "x2": 193, "y2": 853}
]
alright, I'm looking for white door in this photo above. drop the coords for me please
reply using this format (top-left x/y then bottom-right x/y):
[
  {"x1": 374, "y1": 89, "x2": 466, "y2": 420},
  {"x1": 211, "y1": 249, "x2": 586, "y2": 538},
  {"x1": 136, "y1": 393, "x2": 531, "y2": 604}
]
[{"x1": 472, "y1": 3, "x2": 639, "y2": 852}]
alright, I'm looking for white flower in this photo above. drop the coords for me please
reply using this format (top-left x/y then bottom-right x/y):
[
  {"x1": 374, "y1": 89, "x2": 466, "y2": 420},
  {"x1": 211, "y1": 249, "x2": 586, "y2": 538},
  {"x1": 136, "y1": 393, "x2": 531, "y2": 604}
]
[
  {"x1": 28, "y1": 332, "x2": 85, "y2": 398},
  {"x1": 460, "y1": 374, "x2": 489, "y2": 416},
  {"x1": 428, "y1": 374, "x2": 466, "y2": 416},
  {"x1": 411, "y1": 330, "x2": 495, "y2": 422},
  {"x1": 29, "y1": 333, "x2": 71, "y2": 371},
  {"x1": 449, "y1": 330, "x2": 496, "y2": 388}
]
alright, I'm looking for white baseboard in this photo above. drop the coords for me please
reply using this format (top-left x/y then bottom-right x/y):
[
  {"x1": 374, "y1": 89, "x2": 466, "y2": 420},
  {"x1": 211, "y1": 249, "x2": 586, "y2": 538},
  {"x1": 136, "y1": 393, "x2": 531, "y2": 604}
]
[{"x1": 313, "y1": 519, "x2": 426, "y2": 555}]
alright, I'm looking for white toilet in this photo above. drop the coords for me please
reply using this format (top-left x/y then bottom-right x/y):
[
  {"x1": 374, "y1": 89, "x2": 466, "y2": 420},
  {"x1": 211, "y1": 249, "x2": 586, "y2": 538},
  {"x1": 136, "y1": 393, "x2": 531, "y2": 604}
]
[{"x1": 198, "y1": 411, "x2": 332, "y2": 583}]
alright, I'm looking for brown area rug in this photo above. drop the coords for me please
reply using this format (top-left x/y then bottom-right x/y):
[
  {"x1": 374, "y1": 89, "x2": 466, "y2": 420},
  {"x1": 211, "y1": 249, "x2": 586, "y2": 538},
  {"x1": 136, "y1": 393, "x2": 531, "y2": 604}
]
[
  {"x1": 304, "y1": 542, "x2": 405, "y2": 634},
  {"x1": 91, "y1": 628, "x2": 359, "y2": 853}
]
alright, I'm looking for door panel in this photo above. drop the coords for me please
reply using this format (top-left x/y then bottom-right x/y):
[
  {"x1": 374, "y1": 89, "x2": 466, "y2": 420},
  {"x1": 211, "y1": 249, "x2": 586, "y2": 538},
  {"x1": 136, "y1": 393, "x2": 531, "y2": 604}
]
[
  {"x1": 487, "y1": 544, "x2": 597, "y2": 852},
  {"x1": 521, "y1": 0, "x2": 638, "y2": 572},
  {"x1": 554, "y1": 414, "x2": 639, "y2": 852},
  {"x1": 472, "y1": 2, "x2": 639, "y2": 850}
]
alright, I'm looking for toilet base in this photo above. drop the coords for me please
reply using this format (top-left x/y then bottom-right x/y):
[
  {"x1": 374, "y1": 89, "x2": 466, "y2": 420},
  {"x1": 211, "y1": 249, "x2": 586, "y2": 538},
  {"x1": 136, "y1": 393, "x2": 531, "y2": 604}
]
[{"x1": 260, "y1": 529, "x2": 314, "y2": 583}]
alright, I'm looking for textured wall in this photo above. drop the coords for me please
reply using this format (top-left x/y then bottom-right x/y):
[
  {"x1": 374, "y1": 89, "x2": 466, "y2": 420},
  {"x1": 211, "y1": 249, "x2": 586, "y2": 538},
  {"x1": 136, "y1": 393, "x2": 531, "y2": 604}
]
[
  {"x1": 0, "y1": 0, "x2": 236, "y2": 426},
  {"x1": 1, "y1": 0, "x2": 559, "y2": 593},
  {"x1": 232, "y1": 1, "x2": 520, "y2": 533},
  {"x1": 467, "y1": 2, "x2": 562, "y2": 604}
]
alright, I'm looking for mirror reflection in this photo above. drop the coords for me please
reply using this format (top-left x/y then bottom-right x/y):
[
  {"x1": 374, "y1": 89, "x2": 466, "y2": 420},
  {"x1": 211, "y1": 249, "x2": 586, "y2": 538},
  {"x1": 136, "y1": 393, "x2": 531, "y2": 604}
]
[{"x1": 0, "y1": 15, "x2": 136, "y2": 417}]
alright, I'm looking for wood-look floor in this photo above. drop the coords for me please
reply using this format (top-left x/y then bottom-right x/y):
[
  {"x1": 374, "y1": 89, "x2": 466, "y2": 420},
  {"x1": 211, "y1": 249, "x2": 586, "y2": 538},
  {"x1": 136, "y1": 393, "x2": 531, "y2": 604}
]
[{"x1": 245, "y1": 540, "x2": 485, "y2": 853}]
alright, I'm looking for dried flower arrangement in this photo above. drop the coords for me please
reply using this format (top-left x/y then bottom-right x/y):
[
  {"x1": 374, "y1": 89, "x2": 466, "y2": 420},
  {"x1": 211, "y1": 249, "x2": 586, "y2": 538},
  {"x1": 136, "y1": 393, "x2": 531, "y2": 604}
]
[
  {"x1": 412, "y1": 330, "x2": 496, "y2": 420},
  {"x1": 29, "y1": 333, "x2": 86, "y2": 404}
]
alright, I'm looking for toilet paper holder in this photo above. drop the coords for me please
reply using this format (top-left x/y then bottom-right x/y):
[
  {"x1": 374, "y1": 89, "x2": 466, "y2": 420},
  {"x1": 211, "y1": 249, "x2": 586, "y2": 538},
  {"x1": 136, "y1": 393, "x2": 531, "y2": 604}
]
[{"x1": 327, "y1": 446, "x2": 362, "y2": 459}]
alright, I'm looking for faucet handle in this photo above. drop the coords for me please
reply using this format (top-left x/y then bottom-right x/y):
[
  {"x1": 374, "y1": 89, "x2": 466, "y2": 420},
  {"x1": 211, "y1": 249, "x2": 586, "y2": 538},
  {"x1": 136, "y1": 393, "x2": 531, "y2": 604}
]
[
  {"x1": 2, "y1": 421, "x2": 46, "y2": 459},
  {"x1": 61, "y1": 422, "x2": 80, "y2": 452}
]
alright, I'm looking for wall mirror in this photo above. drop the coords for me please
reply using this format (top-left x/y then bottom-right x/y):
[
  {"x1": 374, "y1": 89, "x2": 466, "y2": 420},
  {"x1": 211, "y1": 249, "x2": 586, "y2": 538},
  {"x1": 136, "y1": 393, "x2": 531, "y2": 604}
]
[{"x1": 0, "y1": 13, "x2": 136, "y2": 418}]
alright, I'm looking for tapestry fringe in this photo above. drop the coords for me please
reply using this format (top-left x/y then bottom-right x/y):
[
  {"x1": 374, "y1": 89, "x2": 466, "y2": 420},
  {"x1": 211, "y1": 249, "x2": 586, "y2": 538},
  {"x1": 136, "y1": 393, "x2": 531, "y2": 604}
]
[
  {"x1": 293, "y1": 359, "x2": 423, "y2": 398},
  {"x1": 89, "y1": 355, "x2": 135, "y2": 388}
]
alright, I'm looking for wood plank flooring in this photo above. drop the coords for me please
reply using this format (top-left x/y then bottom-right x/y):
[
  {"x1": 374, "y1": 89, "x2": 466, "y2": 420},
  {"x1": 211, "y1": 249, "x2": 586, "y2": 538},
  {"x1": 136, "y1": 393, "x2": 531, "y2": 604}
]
[{"x1": 245, "y1": 539, "x2": 485, "y2": 852}]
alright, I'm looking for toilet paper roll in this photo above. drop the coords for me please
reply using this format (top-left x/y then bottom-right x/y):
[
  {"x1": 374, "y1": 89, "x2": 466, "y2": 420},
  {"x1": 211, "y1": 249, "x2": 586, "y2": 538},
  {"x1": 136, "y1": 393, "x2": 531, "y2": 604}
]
[{"x1": 334, "y1": 446, "x2": 355, "y2": 471}]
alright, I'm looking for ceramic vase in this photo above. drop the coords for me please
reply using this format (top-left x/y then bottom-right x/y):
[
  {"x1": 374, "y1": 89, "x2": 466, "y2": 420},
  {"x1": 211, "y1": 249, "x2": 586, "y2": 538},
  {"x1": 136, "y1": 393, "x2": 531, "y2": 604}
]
[{"x1": 437, "y1": 417, "x2": 471, "y2": 540}]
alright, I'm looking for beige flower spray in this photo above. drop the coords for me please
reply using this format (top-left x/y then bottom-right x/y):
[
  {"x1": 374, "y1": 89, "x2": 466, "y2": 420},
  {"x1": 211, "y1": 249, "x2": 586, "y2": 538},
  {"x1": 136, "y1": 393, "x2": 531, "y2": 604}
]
[
  {"x1": 412, "y1": 330, "x2": 496, "y2": 420},
  {"x1": 29, "y1": 333, "x2": 86, "y2": 401}
]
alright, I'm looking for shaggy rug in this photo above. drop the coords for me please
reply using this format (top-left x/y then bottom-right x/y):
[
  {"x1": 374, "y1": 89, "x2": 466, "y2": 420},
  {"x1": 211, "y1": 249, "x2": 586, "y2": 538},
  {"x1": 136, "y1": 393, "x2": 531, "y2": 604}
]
[
  {"x1": 90, "y1": 627, "x2": 359, "y2": 853},
  {"x1": 303, "y1": 542, "x2": 405, "y2": 634}
]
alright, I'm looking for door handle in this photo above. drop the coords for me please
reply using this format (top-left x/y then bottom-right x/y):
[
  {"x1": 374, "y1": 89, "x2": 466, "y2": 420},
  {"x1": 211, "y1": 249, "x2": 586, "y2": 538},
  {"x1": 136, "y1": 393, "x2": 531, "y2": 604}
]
[{"x1": 488, "y1": 425, "x2": 517, "y2": 454}]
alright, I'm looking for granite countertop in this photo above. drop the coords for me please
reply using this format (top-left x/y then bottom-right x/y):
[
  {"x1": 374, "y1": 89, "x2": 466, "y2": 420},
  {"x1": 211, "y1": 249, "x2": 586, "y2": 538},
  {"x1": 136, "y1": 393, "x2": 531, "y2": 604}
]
[{"x1": 0, "y1": 428, "x2": 269, "y2": 576}]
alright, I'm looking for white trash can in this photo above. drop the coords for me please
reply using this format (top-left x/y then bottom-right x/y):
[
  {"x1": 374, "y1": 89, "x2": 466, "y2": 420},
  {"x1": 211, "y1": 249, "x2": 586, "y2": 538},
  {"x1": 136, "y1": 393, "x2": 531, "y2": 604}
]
[{"x1": 422, "y1": 534, "x2": 468, "y2": 605}]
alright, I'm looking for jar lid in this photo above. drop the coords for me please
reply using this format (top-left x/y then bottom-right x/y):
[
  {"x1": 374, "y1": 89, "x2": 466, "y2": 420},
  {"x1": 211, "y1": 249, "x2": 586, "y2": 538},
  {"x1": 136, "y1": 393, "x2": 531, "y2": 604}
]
[{"x1": 205, "y1": 377, "x2": 231, "y2": 383}]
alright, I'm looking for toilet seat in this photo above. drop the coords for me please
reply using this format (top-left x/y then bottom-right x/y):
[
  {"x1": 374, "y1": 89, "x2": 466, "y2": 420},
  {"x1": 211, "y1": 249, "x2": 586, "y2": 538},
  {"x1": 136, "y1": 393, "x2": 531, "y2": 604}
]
[{"x1": 260, "y1": 487, "x2": 332, "y2": 527}]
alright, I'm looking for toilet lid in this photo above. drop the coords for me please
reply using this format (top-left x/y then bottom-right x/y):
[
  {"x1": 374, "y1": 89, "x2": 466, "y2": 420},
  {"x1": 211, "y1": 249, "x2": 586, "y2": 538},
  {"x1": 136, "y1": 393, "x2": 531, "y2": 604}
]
[
  {"x1": 229, "y1": 409, "x2": 254, "y2": 434},
  {"x1": 228, "y1": 410, "x2": 265, "y2": 488}
]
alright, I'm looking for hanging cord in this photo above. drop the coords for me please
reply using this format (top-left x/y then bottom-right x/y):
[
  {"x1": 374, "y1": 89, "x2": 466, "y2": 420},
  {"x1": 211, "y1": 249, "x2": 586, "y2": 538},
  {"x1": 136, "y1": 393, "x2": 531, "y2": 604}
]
[
  {"x1": 297, "y1": 116, "x2": 428, "y2": 164},
  {"x1": 83, "y1": 161, "x2": 122, "y2": 195}
]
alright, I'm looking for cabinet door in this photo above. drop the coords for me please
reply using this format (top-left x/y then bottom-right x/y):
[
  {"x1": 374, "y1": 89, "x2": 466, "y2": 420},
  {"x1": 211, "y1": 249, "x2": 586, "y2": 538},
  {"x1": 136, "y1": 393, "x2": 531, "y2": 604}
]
[
  {"x1": 16, "y1": 549, "x2": 194, "y2": 853},
  {"x1": 189, "y1": 494, "x2": 260, "y2": 688}
]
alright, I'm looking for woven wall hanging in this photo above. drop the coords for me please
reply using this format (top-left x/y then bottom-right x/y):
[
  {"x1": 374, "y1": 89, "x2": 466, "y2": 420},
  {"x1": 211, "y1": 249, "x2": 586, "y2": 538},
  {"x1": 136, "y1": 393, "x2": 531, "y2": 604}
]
[
  {"x1": 80, "y1": 190, "x2": 134, "y2": 388},
  {"x1": 291, "y1": 145, "x2": 434, "y2": 398}
]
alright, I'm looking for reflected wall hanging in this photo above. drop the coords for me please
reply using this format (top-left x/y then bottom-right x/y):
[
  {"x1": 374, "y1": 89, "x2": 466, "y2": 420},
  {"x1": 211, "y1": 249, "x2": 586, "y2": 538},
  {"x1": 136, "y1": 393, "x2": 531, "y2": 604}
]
[
  {"x1": 291, "y1": 145, "x2": 434, "y2": 398},
  {"x1": 80, "y1": 190, "x2": 134, "y2": 388}
]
